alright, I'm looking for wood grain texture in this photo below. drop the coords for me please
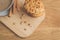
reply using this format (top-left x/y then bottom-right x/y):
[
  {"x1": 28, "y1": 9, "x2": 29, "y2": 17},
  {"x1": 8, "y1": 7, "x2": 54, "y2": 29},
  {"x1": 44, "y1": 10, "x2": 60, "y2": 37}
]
[
  {"x1": 0, "y1": 0, "x2": 60, "y2": 40},
  {"x1": 0, "y1": 10, "x2": 45, "y2": 38},
  {"x1": 0, "y1": 0, "x2": 45, "y2": 37}
]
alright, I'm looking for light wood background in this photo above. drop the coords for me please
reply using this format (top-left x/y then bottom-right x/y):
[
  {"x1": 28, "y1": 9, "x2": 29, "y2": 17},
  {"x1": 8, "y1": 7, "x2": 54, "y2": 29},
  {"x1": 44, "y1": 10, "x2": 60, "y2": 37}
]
[{"x1": 0, "y1": 0, "x2": 60, "y2": 40}]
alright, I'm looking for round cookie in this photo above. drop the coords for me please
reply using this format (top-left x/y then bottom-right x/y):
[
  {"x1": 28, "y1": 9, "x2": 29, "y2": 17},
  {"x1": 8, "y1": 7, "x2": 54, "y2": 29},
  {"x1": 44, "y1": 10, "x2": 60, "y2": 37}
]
[{"x1": 24, "y1": 0, "x2": 44, "y2": 17}]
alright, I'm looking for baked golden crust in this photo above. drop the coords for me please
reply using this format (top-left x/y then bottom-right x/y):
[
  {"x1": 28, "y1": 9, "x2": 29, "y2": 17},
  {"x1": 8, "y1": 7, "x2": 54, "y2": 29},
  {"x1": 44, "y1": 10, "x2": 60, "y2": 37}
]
[{"x1": 24, "y1": 0, "x2": 44, "y2": 17}]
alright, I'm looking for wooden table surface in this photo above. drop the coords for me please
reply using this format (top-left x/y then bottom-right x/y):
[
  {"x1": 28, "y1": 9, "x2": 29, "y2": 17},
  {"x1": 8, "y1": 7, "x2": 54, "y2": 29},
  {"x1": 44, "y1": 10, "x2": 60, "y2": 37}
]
[{"x1": 0, "y1": 0, "x2": 60, "y2": 40}]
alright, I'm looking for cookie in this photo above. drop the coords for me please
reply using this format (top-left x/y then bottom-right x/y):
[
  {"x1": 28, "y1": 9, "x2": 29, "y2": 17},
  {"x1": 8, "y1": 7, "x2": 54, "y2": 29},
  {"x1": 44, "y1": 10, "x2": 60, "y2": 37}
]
[{"x1": 24, "y1": 0, "x2": 44, "y2": 17}]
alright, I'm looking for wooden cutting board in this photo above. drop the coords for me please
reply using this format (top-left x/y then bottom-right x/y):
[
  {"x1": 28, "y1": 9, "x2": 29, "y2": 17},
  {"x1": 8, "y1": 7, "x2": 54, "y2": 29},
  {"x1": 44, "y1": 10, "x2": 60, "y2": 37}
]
[
  {"x1": 0, "y1": 10, "x2": 45, "y2": 37},
  {"x1": 0, "y1": 0, "x2": 45, "y2": 38}
]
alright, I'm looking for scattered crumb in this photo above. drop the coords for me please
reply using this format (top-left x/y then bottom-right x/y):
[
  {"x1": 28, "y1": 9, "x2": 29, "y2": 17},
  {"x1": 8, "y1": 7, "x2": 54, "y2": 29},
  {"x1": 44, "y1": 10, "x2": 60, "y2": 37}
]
[
  {"x1": 13, "y1": 22, "x2": 15, "y2": 25},
  {"x1": 22, "y1": 14, "x2": 25, "y2": 16},
  {"x1": 24, "y1": 28, "x2": 26, "y2": 31},
  {"x1": 20, "y1": 14, "x2": 25, "y2": 19},
  {"x1": 28, "y1": 23, "x2": 30, "y2": 26},
  {"x1": 8, "y1": 16, "x2": 11, "y2": 17},
  {"x1": 24, "y1": 21, "x2": 27, "y2": 23},
  {"x1": 28, "y1": 23, "x2": 32, "y2": 27},
  {"x1": 20, "y1": 21, "x2": 23, "y2": 24},
  {"x1": 20, "y1": 16, "x2": 22, "y2": 19}
]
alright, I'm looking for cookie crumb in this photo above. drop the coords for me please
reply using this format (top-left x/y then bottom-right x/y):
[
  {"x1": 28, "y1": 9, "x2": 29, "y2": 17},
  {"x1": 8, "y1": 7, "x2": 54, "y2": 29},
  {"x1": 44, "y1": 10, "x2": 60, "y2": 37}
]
[
  {"x1": 20, "y1": 14, "x2": 25, "y2": 19},
  {"x1": 24, "y1": 28, "x2": 26, "y2": 31},
  {"x1": 22, "y1": 14, "x2": 25, "y2": 16},
  {"x1": 24, "y1": 21, "x2": 27, "y2": 23},
  {"x1": 8, "y1": 16, "x2": 11, "y2": 17},
  {"x1": 28, "y1": 23, "x2": 30, "y2": 26},
  {"x1": 20, "y1": 21, "x2": 23, "y2": 24},
  {"x1": 20, "y1": 16, "x2": 22, "y2": 19},
  {"x1": 13, "y1": 22, "x2": 15, "y2": 25}
]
